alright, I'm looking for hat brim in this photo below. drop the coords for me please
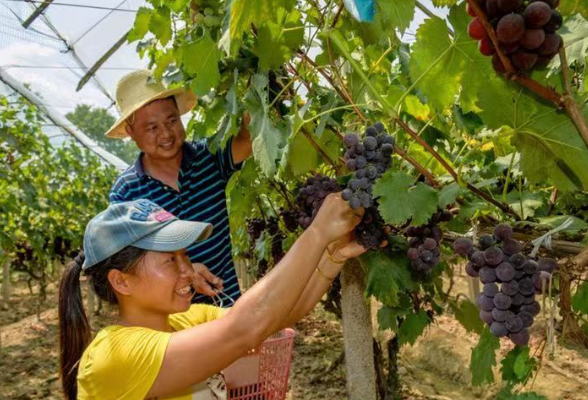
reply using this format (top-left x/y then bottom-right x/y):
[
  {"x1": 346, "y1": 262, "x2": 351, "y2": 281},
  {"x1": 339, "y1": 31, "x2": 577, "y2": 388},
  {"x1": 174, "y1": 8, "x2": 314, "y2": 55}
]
[
  {"x1": 105, "y1": 88, "x2": 197, "y2": 139},
  {"x1": 133, "y1": 219, "x2": 213, "y2": 253}
]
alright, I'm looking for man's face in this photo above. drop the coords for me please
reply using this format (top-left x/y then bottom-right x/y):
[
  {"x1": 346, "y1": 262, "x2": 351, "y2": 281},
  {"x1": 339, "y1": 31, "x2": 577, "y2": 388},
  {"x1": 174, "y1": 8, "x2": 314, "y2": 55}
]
[{"x1": 126, "y1": 97, "x2": 185, "y2": 161}]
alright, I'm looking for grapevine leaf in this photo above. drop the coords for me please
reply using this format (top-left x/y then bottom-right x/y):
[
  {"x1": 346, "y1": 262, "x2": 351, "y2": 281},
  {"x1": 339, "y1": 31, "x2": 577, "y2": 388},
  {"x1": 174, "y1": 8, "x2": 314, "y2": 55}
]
[
  {"x1": 438, "y1": 183, "x2": 460, "y2": 209},
  {"x1": 470, "y1": 327, "x2": 499, "y2": 386},
  {"x1": 408, "y1": 4, "x2": 492, "y2": 112},
  {"x1": 183, "y1": 32, "x2": 221, "y2": 96},
  {"x1": 229, "y1": 0, "x2": 295, "y2": 54},
  {"x1": 128, "y1": 7, "x2": 152, "y2": 43},
  {"x1": 431, "y1": 0, "x2": 458, "y2": 6},
  {"x1": 378, "y1": 306, "x2": 400, "y2": 331},
  {"x1": 505, "y1": 191, "x2": 545, "y2": 219},
  {"x1": 450, "y1": 299, "x2": 484, "y2": 335},
  {"x1": 361, "y1": 250, "x2": 415, "y2": 307},
  {"x1": 399, "y1": 310, "x2": 430, "y2": 346},
  {"x1": 558, "y1": 0, "x2": 588, "y2": 20},
  {"x1": 149, "y1": 7, "x2": 172, "y2": 46},
  {"x1": 279, "y1": 132, "x2": 319, "y2": 178},
  {"x1": 496, "y1": 385, "x2": 549, "y2": 400},
  {"x1": 253, "y1": 9, "x2": 304, "y2": 70},
  {"x1": 501, "y1": 347, "x2": 537, "y2": 385},
  {"x1": 572, "y1": 281, "x2": 588, "y2": 314},
  {"x1": 551, "y1": 15, "x2": 588, "y2": 69},
  {"x1": 478, "y1": 76, "x2": 588, "y2": 191},
  {"x1": 376, "y1": 0, "x2": 415, "y2": 34},
  {"x1": 374, "y1": 171, "x2": 439, "y2": 226},
  {"x1": 243, "y1": 74, "x2": 286, "y2": 177}
]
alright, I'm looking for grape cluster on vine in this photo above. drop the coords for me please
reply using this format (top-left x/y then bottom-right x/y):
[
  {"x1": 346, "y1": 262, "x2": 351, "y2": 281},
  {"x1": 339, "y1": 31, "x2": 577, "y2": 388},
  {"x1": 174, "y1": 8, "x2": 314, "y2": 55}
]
[
  {"x1": 267, "y1": 217, "x2": 285, "y2": 264},
  {"x1": 341, "y1": 123, "x2": 394, "y2": 249},
  {"x1": 406, "y1": 210, "x2": 452, "y2": 275},
  {"x1": 453, "y1": 223, "x2": 557, "y2": 345},
  {"x1": 296, "y1": 174, "x2": 341, "y2": 229},
  {"x1": 467, "y1": 0, "x2": 563, "y2": 73}
]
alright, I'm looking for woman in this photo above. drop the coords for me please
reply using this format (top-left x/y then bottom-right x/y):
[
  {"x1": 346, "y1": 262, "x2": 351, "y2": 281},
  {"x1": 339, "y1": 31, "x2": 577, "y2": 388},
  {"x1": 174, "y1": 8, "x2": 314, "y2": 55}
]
[{"x1": 58, "y1": 195, "x2": 365, "y2": 400}]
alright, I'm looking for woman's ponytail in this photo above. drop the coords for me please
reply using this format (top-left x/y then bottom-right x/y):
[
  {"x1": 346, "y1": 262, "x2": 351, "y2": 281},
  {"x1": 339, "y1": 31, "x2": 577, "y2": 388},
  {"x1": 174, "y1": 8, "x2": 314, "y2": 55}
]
[{"x1": 58, "y1": 251, "x2": 91, "y2": 400}]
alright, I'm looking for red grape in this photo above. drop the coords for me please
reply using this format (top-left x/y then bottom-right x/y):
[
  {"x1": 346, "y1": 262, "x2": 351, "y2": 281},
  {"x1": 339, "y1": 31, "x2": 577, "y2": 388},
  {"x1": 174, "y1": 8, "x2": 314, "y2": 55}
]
[
  {"x1": 498, "y1": 0, "x2": 521, "y2": 13},
  {"x1": 496, "y1": 13, "x2": 525, "y2": 44},
  {"x1": 479, "y1": 38, "x2": 496, "y2": 56},
  {"x1": 468, "y1": 18, "x2": 487, "y2": 40},
  {"x1": 524, "y1": 2, "x2": 552, "y2": 29},
  {"x1": 544, "y1": 10, "x2": 562, "y2": 33},
  {"x1": 538, "y1": 33, "x2": 562, "y2": 55},
  {"x1": 520, "y1": 29, "x2": 545, "y2": 49}
]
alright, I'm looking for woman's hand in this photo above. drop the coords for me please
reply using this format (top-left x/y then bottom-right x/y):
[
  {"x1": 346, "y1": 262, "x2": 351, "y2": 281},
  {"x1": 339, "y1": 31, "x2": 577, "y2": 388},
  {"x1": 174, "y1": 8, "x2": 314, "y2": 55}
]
[
  {"x1": 310, "y1": 193, "x2": 363, "y2": 244},
  {"x1": 191, "y1": 263, "x2": 223, "y2": 297}
]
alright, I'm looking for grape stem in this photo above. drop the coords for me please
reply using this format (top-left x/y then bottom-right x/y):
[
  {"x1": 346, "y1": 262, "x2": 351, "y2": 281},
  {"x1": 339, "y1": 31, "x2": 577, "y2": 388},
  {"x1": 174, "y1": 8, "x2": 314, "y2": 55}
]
[
  {"x1": 465, "y1": 0, "x2": 588, "y2": 152},
  {"x1": 330, "y1": 1, "x2": 344, "y2": 28},
  {"x1": 395, "y1": 118, "x2": 520, "y2": 219}
]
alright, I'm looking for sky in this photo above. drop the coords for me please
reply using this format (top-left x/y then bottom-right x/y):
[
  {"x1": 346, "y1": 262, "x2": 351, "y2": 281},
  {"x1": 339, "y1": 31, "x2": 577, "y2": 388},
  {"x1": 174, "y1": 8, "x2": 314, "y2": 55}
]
[{"x1": 0, "y1": 0, "x2": 450, "y2": 120}]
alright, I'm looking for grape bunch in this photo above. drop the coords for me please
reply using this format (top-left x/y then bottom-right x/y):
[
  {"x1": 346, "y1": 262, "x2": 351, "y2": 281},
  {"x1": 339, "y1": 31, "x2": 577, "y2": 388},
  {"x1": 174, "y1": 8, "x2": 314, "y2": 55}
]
[
  {"x1": 467, "y1": 0, "x2": 563, "y2": 73},
  {"x1": 341, "y1": 123, "x2": 394, "y2": 210},
  {"x1": 267, "y1": 217, "x2": 285, "y2": 264},
  {"x1": 279, "y1": 207, "x2": 299, "y2": 232},
  {"x1": 453, "y1": 223, "x2": 558, "y2": 346},
  {"x1": 295, "y1": 174, "x2": 341, "y2": 229},
  {"x1": 406, "y1": 210, "x2": 452, "y2": 274},
  {"x1": 341, "y1": 123, "x2": 395, "y2": 249}
]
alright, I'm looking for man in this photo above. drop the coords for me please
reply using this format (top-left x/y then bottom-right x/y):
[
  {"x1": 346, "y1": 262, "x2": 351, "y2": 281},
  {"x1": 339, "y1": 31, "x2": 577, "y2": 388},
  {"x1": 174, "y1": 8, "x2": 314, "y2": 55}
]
[{"x1": 106, "y1": 69, "x2": 252, "y2": 305}]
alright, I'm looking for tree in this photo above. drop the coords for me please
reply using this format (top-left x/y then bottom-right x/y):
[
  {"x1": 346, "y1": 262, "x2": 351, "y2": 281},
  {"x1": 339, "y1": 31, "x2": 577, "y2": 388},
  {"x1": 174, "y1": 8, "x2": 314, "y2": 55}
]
[{"x1": 66, "y1": 104, "x2": 137, "y2": 164}]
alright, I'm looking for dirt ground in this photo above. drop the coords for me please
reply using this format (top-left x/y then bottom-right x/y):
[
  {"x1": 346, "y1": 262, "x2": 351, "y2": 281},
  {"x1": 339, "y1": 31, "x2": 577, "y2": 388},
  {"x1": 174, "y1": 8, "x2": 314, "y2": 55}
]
[{"x1": 1, "y1": 269, "x2": 587, "y2": 400}]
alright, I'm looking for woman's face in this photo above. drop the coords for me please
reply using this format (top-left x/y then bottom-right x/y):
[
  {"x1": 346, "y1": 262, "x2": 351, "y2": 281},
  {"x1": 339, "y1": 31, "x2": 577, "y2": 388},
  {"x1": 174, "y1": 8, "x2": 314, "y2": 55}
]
[{"x1": 127, "y1": 249, "x2": 195, "y2": 314}]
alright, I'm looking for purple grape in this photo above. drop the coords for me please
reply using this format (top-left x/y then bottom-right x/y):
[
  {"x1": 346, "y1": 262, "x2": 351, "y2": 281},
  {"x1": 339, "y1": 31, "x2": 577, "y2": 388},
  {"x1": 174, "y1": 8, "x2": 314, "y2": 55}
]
[
  {"x1": 349, "y1": 197, "x2": 361, "y2": 209},
  {"x1": 494, "y1": 292, "x2": 512, "y2": 310},
  {"x1": 484, "y1": 246, "x2": 504, "y2": 266},
  {"x1": 523, "y1": 260, "x2": 538, "y2": 275},
  {"x1": 454, "y1": 238, "x2": 474, "y2": 256},
  {"x1": 519, "y1": 277, "x2": 535, "y2": 296},
  {"x1": 480, "y1": 310, "x2": 494, "y2": 325},
  {"x1": 466, "y1": 262, "x2": 479, "y2": 277},
  {"x1": 346, "y1": 159, "x2": 357, "y2": 171},
  {"x1": 365, "y1": 126, "x2": 378, "y2": 137},
  {"x1": 492, "y1": 308, "x2": 511, "y2": 322},
  {"x1": 479, "y1": 234, "x2": 496, "y2": 249},
  {"x1": 502, "y1": 239, "x2": 522, "y2": 255},
  {"x1": 511, "y1": 293, "x2": 525, "y2": 306},
  {"x1": 537, "y1": 258, "x2": 557, "y2": 273},
  {"x1": 501, "y1": 280, "x2": 519, "y2": 296},
  {"x1": 544, "y1": 10, "x2": 562, "y2": 33},
  {"x1": 494, "y1": 223, "x2": 514, "y2": 241},
  {"x1": 342, "y1": 189, "x2": 353, "y2": 201},
  {"x1": 363, "y1": 136, "x2": 378, "y2": 151},
  {"x1": 355, "y1": 156, "x2": 367, "y2": 169},
  {"x1": 523, "y1": 294, "x2": 535, "y2": 305},
  {"x1": 471, "y1": 251, "x2": 487, "y2": 267},
  {"x1": 496, "y1": 262, "x2": 516, "y2": 282},
  {"x1": 490, "y1": 321, "x2": 509, "y2": 337},
  {"x1": 480, "y1": 267, "x2": 498, "y2": 284},
  {"x1": 515, "y1": 270, "x2": 525, "y2": 280},
  {"x1": 421, "y1": 250, "x2": 434, "y2": 263},
  {"x1": 506, "y1": 315, "x2": 523, "y2": 333},
  {"x1": 483, "y1": 282, "x2": 500, "y2": 297},
  {"x1": 510, "y1": 253, "x2": 526, "y2": 268},
  {"x1": 524, "y1": 2, "x2": 552, "y2": 29},
  {"x1": 518, "y1": 311, "x2": 534, "y2": 328},
  {"x1": 510, "y1": 328, "x2": 530, "y2": 346},
  {"x1": 478, "y1": 294, "x2": 495, "y2": 311},
  {"x1": 344, "y1": 133, "x2": 359, "y2": 147},
  {"x1": 407, "y1": 247, "x2": 420, "y2": 260},
  {"x1": 423, "y1": 238, "x2": 437, "y2": 251},
  {"x1": 521, "y1": 301, "x2": 541, "y2": 316}
]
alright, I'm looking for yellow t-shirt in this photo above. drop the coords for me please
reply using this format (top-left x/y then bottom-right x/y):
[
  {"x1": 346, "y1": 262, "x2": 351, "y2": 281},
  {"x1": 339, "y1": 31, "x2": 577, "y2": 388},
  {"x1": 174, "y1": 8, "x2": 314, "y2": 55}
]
[{"x1": 77, "y1": 304, "x2": 224, "y2": 400}]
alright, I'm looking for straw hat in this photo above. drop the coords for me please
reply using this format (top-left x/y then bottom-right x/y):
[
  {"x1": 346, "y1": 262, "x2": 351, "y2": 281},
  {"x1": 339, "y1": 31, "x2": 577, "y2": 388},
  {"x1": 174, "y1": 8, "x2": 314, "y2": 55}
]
[{"x1": 105, "y1": 69, "x2": 197, "y2": 139}]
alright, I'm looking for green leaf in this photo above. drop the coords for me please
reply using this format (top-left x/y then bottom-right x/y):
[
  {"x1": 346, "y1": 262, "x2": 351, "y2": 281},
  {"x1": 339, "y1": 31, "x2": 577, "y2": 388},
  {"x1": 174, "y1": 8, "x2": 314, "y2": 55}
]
[
  {"x1": 279, "y1": 130, "x2": 319, "y2": 177},
  {"x1": 572, "y1": 281, "x2": 588, "y2": 314},
  {"x1": 378, "y1": 306, "x2": 400, "y2": 331},
  {"x1": 478, "y1": 76, "x2": 588, "y2": 191},
  {"x1": 398, "y1": 310, "x2": 430, "y2": 346},
  {"x1": 438, "y1": 183, "x2": 460, "y2": 209},
  {"x1": 243, "y1": 74, "x2": 286, "y2": 177},
  {"x1": 373, "y1": 171, "x2": 439, "y2": 226},
  {"x1": 450, "y1": 299, "x2": 484, "y2": 335},
  {"x1": 470, "y1": 328, "x2": 499, "y2": 386},
  {"x1": 505, "y1": 191, "x2": 545, "y2": 219},
  {"x1": 431, "y1": 0, "x2": 458, "y2": 6},
  {"x1": 559, "y1": 0, "x2": 588, "y2": 20},
  {"x1": 149, "y1": 7, "x2": 172, "y2": 46},
  {"x1": 253, "y1": 9, "x2": 304, "y2": 70},
  {"x1": 361, "y1": 250, "x2": 415, "y2": 307},
  {"x1": 501, "y1": 347, "x2": 537, "y2": 385},
  {"x1": 128, "y1": 7, "x2": 152, "y2": 43},
  {"x1": 496, "y1": 385, "x2": 549, "y2": 400},
  {"x1": 551, "y1": 14, "x2": 588, "y2": 69},
  {"x1": 376, "y1": 0, "x2": 415, "y2": 34},
  {"x1": 183, "y1": 32, "x2": 221, "y2": 96},
  {"x1": 408, "y1": 4, "x2": 493, "y2": 112},
  {"x1": 229, "y1": 0, "x2": 295, "y2": 54}
]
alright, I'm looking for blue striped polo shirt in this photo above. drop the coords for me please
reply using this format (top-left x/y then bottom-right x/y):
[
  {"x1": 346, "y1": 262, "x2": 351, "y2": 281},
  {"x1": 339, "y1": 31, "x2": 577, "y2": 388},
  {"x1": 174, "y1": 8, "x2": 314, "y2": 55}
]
[{"x1": 109, "y1": 139, "x2": 242, "y2": 306}]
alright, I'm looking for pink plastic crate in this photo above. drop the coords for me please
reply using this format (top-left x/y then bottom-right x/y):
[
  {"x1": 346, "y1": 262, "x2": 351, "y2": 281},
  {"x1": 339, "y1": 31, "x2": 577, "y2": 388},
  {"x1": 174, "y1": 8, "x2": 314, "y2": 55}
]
[{"x1": 224, "y1": 328, "x2": 296, "y2": 400}]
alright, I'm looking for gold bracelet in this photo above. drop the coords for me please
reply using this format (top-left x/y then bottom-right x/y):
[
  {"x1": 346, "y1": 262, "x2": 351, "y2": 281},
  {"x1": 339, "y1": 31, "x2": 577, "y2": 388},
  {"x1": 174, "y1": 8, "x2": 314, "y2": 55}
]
[{"x1": 316, "y1": 265, "x2": 338, "y2": 281}]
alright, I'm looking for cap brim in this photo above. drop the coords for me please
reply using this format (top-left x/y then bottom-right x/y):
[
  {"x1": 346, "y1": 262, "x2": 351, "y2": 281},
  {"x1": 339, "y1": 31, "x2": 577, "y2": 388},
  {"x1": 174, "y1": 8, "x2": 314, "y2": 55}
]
[
  {"x1": 133, "y1": 219, "x2": 213, "y2": 252},
  {"x1": 105, "y1": 88, "x2": 197, "y2": 139}
]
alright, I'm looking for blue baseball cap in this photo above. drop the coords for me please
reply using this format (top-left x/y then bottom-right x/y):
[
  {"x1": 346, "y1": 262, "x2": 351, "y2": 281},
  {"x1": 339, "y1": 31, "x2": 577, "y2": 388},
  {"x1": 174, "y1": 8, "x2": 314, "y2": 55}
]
[{"x1": 82, "y1": 199, "x2": 213, "y2": 270}]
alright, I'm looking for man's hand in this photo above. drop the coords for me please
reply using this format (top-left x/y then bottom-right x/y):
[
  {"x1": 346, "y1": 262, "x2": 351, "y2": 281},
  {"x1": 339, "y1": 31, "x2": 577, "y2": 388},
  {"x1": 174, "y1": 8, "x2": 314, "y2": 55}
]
[{"x1": 191, "y1": 263, "x2": 224, "y2": 298}]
